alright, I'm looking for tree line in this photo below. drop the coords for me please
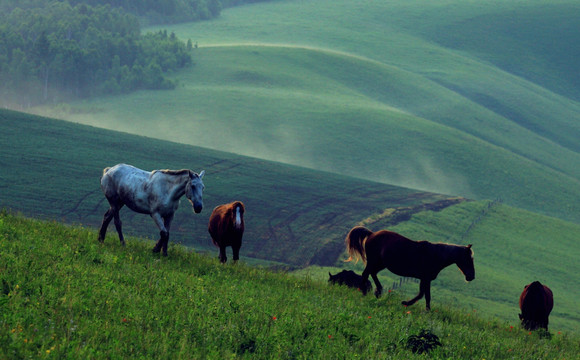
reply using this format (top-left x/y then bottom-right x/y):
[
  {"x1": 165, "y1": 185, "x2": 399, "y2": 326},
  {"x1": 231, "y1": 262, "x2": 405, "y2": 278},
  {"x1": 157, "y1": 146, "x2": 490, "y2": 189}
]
[{"x1": 0, "y1": 0, "x2": 270, "y2": 108}]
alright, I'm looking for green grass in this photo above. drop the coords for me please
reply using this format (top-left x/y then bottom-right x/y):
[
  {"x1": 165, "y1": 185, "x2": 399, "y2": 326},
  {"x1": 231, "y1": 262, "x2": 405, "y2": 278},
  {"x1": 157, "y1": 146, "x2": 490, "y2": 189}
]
[
  {"x1": 300, "y1": 201, "x2": 580, "y2": 333},
  {"x1": 32, "y1": 0, "x2": 580, "y2": 224},
  {"x1": 2, "y1": 109, "x2": 580, "y2": 333},
  {"x1": 2, "y1": 211, "x2": 579, "y2": 359}
]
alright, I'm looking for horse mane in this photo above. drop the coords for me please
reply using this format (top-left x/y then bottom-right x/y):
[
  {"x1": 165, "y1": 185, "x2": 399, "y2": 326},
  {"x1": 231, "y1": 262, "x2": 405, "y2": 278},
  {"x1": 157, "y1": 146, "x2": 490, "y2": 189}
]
[
  {"x1": 344, "y1": 226, "x2": 373, "y2": 264},
  {"x1": 153, "y1": 169, "x2": 192, "y2": 177}
]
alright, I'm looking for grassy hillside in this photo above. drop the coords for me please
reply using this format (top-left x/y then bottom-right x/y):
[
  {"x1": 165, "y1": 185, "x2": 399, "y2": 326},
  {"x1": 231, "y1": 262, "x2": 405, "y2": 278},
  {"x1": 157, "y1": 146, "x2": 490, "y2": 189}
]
[
  {"x1": 34, "y1": 0, "x2": 580, "y2": 224},
  {"x1": 301, "y1": 201, "x2": 580, "y2": 333},
  {"x1": 2, "y1": 212, "x2": 579, "y2": 359},
  {"x1": 0, "y1": 108, "x2": 448, "y2": 267},
  {"x1": 2, "y1": 109, "x2": 580, "y2": 333}
]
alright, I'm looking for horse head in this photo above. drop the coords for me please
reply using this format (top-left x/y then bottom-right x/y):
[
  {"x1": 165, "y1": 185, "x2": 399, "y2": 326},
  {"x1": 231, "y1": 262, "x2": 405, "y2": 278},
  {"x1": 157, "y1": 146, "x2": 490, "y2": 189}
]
[
  {"x1": 456, "y1": 244, "x2": 475, "y2": 282},
  {"x1": 186, "y1": 170, "x2": 205, "y2": 213}
]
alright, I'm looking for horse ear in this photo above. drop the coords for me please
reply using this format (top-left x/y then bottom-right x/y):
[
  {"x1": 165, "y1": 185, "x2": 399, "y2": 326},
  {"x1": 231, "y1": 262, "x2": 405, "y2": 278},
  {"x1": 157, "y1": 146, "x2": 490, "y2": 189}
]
[
  {"x1": 467, "y1": 244, "x2": 472, "y2": 249},
  {"x1": 199, "y1": 170, "x2": 205, "y2": 178}
]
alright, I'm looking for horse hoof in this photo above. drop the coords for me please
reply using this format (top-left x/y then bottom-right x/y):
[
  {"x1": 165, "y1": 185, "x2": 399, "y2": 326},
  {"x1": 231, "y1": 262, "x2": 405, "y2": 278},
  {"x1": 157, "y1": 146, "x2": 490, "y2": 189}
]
[{"x1": 152, "y1": 246, "x2": 161, "y2": 253}]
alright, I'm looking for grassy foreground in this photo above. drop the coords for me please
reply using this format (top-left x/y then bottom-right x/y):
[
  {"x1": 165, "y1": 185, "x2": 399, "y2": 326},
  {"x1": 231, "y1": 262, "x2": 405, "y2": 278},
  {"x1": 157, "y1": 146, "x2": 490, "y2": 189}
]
[{"x1": 1, "y1": 211, "x2": 578, "y2": 359}]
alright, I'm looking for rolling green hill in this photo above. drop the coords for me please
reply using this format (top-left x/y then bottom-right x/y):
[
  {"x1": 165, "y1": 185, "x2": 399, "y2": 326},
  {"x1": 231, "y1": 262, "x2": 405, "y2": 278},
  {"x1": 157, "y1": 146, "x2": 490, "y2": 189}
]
[
  {"x1": 0, "y1": 108, "x2": 448, "y2": 267},
  {"x1": 2, "y1": 109, "x2": 579, "y2": 333},
  {"x1": 32, "y1": 0, "x2": 580, "y2": 224}
]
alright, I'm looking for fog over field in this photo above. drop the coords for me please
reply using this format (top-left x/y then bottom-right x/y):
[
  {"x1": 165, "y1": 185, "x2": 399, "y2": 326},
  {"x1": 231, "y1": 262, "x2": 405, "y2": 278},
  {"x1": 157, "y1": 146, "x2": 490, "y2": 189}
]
[{"x1": 27, "y1": 0, "x2": 580, "y2": 223}]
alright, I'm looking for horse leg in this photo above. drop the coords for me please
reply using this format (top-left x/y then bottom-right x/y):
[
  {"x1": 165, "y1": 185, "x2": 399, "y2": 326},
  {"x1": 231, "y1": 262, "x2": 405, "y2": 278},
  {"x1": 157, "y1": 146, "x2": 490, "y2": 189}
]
[
  {"x1": 232, "y1": 241, "x2": 241, "y2": 263},
  {"x1": 161, "y1": 231, "x2": 169, "y2": 257},
  {"x1": 161, "y1": 215, "x2": 173, "y2": 257},
  {"x1": 218, "y1": 246, "x2": 227, "y2": 263},
  {"x1": 151, "y1": 213, "x2": 169, "y2": 256},
  {"x1": 371, "y1": 273, "x2": 383, "y2": 298},
  {"x1": 423, "y1": 280, "x2": 432, "y2": 310},
  {"x1": 402, "y1": 279, "x2": 428, "y2": 308},
  {"x1": 98, "y1": 208, "x2": 114, "y2": 243},
  {"x1": 360, "y1": 267, "x2": 373, "y2": 295},
  {"x1": 112, "y1": 210, "x2": 125, "y2": 246}
]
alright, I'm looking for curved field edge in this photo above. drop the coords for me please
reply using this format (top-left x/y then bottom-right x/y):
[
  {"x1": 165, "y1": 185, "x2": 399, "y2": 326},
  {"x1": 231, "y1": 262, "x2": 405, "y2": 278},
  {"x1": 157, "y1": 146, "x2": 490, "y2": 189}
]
[{"x1": 1, "y1": 211, "x2": 579, "y2": 359}]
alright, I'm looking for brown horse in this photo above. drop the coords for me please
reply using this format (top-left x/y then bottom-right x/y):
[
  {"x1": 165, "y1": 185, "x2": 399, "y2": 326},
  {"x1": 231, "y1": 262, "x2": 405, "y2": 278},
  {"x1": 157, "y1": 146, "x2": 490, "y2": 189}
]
[
  {"x1": 345, "y1": 226, "x2": 475, "y2": 310},
  {"x1": 208, "y1": 201, "x2": 245, "y2": 263},
  {"x1": 519, "y1": 281, "x2": 553, "y2": 331}
]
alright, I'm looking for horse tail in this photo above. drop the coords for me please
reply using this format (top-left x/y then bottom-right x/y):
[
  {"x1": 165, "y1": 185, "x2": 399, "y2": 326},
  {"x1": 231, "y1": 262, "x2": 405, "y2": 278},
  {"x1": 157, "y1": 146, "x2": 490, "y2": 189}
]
[{"x1": 344, "y1": 226, "x2": 372, "y2": 264}]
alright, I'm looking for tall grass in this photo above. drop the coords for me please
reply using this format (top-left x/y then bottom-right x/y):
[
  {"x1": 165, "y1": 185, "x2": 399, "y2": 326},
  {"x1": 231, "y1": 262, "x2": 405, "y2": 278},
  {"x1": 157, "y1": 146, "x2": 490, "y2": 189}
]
[{"x1": 1, "y1": 211, "x2": 578, "y2": 359}]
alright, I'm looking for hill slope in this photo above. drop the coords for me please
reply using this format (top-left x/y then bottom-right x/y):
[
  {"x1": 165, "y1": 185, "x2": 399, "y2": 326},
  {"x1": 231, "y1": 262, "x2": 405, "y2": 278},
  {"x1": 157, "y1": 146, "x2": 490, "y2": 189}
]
[
  {"x1": 2, "y1": 109, "x2": 580, "y2": 333},
  {"x1": 0, "y1": 109, "x2": 448, "y2": 266},
  {"x1": 1, "y1": 212, "x2": 579, "y2": 358},
  {"x1": 34, "y1": 0, "x2": 580, "y2": 224}
]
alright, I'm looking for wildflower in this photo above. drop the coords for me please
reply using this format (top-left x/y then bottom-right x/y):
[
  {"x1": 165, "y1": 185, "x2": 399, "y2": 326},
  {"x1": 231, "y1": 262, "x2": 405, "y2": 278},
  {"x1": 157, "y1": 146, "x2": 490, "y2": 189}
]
[
  {"x1": 406, "y1": 311, "x2": 412, "y2": 314},
  {"x1": 328, "y1": 335, "x2": 332, "y2": 339},
  {"x1": 122, "y1": 318, "x2": 128, "y2": 323},
  {"x1": 46, "y1": 350, "x2": 51, "y2": 354},
  {"x1": 272, "y1": 316, "x2": 277, "y2": 321},
  {"x1": 367, "y1": 316, "x2": 372, "y2": 319}
]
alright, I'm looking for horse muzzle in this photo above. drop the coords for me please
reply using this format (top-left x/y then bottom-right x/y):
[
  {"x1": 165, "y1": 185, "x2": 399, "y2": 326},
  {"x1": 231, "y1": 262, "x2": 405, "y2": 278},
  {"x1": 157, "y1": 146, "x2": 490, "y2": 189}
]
[
  {"x1": 193, "y1": 204, "x2": 203, "y2": 213},
  {"x1": 466, "y1": 274, "x2": 475, "y2": 282}
]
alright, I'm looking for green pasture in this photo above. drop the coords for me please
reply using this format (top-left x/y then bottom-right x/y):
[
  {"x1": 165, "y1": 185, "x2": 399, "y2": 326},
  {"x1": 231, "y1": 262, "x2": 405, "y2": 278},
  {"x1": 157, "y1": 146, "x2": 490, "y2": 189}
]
[
  {"x1": 1, "y1": 212, "x2": 579, "y2": 359},
  {"x1": 297, "y1": 201, "x2": 580, "y2": 333},
  {"x1": 34, "y1": 0, "x2": 580, "y2": 224},
  {"x1": 2, "y1": 109, "x2": 579, "y2": 333}
]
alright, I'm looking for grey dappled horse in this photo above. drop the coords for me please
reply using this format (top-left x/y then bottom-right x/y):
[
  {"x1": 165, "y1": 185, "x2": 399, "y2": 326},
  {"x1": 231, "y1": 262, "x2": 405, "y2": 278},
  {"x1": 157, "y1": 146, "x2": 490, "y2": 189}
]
[{"x1": 98, "y1": 164, "x2": 205, "y2": 256}]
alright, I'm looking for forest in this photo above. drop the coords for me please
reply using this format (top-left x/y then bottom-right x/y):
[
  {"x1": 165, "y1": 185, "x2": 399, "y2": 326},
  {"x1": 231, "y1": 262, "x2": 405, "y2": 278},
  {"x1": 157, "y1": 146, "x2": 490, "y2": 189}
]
[{"x1": 0, "y1": 0, "x2": 267, "y2": 108}]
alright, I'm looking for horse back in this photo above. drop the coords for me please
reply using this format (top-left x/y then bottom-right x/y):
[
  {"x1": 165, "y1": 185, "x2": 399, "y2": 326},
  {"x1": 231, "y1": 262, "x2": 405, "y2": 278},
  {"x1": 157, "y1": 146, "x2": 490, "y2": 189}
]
[
  {"x1": 365, "y1": 231, "x2": 439, "y2": 278},
  {"x1": 100, "y1": 164, "x2": 153, "y2": 213},
  {"x1": 519, "y1": 281, "x2": 553, "y2": 330}
]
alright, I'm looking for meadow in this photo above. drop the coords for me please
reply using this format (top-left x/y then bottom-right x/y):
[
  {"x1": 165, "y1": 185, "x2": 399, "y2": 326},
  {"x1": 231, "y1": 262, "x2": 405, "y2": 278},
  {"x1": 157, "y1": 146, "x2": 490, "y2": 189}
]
[
  {"x1": 32, "y1": 0, "x2": 580, "y2": 224},
  {"x1": 2, "y1": 109, "x2": 579, "y2": 334},
  {"x1": 1, "y1": 211, "x2": 579, "y2": 359},
  {"x1": 3, "y1": 0, "x2": 580, "y2": 353}
]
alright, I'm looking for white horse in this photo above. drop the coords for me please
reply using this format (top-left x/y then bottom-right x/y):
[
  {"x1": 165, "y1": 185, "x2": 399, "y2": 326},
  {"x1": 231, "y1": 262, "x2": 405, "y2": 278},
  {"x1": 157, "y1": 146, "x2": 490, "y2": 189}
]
[{"x1": 98, "y1": 164, "x2": 205, "y2": 256}]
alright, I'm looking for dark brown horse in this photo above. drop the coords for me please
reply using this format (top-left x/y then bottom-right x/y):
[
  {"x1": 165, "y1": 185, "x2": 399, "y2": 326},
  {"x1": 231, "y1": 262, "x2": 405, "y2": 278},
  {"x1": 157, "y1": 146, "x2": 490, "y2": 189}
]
[
  {"x1": 345, "y1": 226, "x2": 475, "y2": 310},
  {"x1": 519, "y1": 281, "x2": 553, "y2": 331},
  {"x1": 208, "y1": 201, "x2": 245, "y2": 263},
  {"x1": 328, "y1": 270, "x2": 372, "y2": 293}
]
